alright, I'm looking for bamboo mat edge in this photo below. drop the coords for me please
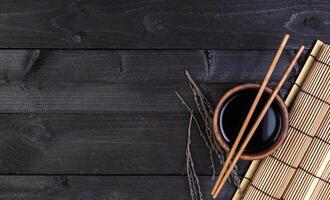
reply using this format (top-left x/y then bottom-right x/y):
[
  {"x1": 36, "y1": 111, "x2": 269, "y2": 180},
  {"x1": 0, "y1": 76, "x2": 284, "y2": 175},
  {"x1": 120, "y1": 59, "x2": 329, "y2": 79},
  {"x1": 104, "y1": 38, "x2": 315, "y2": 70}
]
[{"x1": 232, "y1": 40, "x2": 324, "y2": 200}]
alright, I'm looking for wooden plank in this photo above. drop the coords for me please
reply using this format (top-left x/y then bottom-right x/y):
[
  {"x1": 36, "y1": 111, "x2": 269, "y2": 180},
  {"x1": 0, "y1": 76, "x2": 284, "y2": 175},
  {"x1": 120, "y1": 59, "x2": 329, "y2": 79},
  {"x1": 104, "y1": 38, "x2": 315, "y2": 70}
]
[
  {"x1": 0, "y1": 83, "x2": 235, "y2": 113},
  {"x1": 0, "y1": 49, "x2": 299, "y2": 113},
  {"x1": 0, "y1": 175, "x2": 235, "y2": 200},
  {"x1": 0, "y1": 113, "x2": 249, "y2": 174},
  {"x1": 0, "y1": 81, "x2": 294, "y2": 113},
  {"x1": 0, "y1": 50, "x2": 305, "y2": 84},
  {"x1": 0, "y1": 0, "x2": 328, "y2": 49}
]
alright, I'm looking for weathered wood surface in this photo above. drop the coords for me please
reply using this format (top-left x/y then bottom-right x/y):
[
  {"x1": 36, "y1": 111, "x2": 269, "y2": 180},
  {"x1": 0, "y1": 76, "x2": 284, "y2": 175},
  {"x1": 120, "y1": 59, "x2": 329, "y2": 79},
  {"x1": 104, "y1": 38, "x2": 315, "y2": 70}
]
[
  {"x1": 0, "y1": 83, "x2": 228, "y2": 113},
  {"x1": 0, "y1": 176, "x2": 236, "y2": 200},
  {"x1": 0, "y1": 50, "x2": 305, "y2": 84},
  {"x1": 0, "y1": 49, "x2": 300, "y2": 113},
  {"x1": 0, "y1": 113, "x2": 249, "y2": 174},
  {"x1": 0, "y1": 48, "x2": 301, "y2": 199},
  {"x1": 0, "y1": 1, "x2": 317, "y2": 198},
  {"x1": 0, "y1": 0, "x2": 329, "y2": 49}
]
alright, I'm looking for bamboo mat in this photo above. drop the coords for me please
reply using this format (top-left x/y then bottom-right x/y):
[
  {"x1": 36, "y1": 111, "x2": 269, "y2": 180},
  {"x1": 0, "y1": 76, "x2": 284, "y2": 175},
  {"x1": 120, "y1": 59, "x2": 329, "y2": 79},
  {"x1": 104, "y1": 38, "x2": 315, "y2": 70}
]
[{"x1": 233, "y1": 40, "x2": 330, "y2": 200}]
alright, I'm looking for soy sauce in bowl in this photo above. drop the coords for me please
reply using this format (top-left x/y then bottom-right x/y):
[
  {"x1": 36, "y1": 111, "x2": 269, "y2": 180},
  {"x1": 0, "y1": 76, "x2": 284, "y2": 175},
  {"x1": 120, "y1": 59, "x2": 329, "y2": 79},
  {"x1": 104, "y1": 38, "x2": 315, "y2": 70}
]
[
  {"x1": 219, "y1": 88, "x2": 282, "y2": 154},
  {"x1": 213, "y1": 83, "x2": 288, "y2": 160}
]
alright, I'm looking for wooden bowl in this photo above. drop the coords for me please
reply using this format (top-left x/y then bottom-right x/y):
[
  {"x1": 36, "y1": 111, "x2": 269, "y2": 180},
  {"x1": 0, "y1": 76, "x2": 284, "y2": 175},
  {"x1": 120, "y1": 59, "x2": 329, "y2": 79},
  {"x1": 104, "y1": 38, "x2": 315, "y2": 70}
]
[{"x1": 213, "y1": 83, "x2": 289, "y2": 160}]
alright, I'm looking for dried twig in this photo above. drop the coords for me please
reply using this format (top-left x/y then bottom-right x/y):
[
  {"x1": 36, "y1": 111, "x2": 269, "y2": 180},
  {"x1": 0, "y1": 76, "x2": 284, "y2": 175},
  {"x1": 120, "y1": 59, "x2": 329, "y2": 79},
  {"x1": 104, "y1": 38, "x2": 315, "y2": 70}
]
[
  {"x1": 176, "y1": 91, "x2": 204, "y2": 200},
  {"x1": 175, "y1": 71, "x2": 243, "y2": 200},
  {"x1": 185, "y1": 71, "x2": 241, "y2": 184},
  {"x1": 186, "y1": 113, "x2": 204, "y2": 200}
]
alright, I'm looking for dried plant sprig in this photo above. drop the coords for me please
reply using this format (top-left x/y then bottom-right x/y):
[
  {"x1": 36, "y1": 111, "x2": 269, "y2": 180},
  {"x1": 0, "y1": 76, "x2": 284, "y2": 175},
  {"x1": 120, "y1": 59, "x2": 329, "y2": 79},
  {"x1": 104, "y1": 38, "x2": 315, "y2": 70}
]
[
  {"x1": 185, "y1": 71, "x2": 241, "y2": 184},
  {"x1": 175, "y1": 71, "x2": 243, "y2": 200},
  {"x1": 187, "y1": 114, "x2": 204, "y2": 200},
  {"x1": 175, "y1": 91, "x2": 204, "y2": 200}
]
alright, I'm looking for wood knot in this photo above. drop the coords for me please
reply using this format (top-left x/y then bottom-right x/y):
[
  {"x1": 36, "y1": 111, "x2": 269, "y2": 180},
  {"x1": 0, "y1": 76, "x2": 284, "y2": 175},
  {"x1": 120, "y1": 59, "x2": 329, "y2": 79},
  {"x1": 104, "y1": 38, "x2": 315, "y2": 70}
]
[
  {"x1": 72, "y1": 34, "x2": 83, "y2": 43},
  {"x1": 285, "y1": 11, "x2": 328, "y2": 34},
  {"x1": 54, "y1": 176, "x2": 70, "y2": 189},
  {"x1": 46, "y1": 176, "x2": 70, "y2": 194},
  {"x1": 15, "y1": 116, "x2": 52, "y2": 150},
  {"x1": 143, "y1": 14, "x2": 165, "y2": 34},
  {"x1": 25, "y1": 125, "x2": 48, "y2": 143},
  {"x1": 303, "y1": 16, "x2": 322, "y2": 29}
]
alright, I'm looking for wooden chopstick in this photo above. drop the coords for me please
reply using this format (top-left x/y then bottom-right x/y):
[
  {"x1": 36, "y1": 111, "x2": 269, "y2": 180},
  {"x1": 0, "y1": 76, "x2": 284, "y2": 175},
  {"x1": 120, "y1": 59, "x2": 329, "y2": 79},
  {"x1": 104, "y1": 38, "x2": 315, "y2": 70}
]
[
  {"x1": 211, "y1": 34, "x2": 290, "y2": 196},
  {"x1": 212, "y1": 45, "x2": 305, "y2": 199}
]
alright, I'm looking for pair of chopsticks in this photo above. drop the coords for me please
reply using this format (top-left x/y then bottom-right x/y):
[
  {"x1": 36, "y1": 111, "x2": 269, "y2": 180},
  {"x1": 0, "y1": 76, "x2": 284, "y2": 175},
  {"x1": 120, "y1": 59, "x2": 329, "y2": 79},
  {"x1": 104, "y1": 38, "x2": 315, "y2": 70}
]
[{"x1": 211, "y1": 34, "x2": 305, "y2": 199}]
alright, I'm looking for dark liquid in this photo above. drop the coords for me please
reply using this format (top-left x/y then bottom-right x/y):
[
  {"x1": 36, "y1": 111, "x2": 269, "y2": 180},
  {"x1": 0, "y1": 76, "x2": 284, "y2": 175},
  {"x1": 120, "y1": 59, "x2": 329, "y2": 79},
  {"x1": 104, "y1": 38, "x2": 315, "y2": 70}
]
[{"x1": 219, "y1": 88, "x2": 282, "y2": 154}]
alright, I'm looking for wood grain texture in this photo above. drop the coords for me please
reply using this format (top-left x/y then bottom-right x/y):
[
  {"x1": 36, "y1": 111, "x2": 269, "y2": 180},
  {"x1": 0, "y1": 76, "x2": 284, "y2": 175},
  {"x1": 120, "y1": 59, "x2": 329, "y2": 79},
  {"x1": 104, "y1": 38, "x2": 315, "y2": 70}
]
[
  {"x1": 0, "y1": 113, "x2": 249, "y2": 174},
  {"x1": 0, "y1": 49, "x2": 299, "y2": 113},
  {"x1": 0, "y1": 176, "x2": 235, "y2": 200},
  {"x1": 0, "y1": 4, "x2": 310, "y2": 197},
  {"x1": 0, "y1": 83, "x2": 234, "y2": 113},
  {"x1": 0, "y1": 0, "x2": 328, "y2": 48},
  {"x1": 0, "y1": 49, "x2": 304, "y2": 84},
  {"x1": 0, "y1": 48, "x2": 300, "y2": 200},
  {"x1": 0, "y1": 82, "x2": 295, "y2": 113}
]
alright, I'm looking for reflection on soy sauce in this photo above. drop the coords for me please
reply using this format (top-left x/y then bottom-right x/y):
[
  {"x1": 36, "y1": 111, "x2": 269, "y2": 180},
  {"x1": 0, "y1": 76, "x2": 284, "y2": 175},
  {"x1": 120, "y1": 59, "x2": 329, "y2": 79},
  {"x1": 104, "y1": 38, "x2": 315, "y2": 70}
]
[{"x1": 219, "y1": 88, "x2": 282, "y2": 154}]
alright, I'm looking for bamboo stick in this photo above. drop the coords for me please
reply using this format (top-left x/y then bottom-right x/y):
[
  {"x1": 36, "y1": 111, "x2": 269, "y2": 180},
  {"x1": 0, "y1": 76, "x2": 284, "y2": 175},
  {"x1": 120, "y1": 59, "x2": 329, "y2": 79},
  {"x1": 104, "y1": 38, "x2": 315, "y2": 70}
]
[
  {"x1": 211, "y1": 34, "x2": 290, "y2": 196},
  {"x1": 213, "y1": 45, "x2": 305, "y2": 199}
]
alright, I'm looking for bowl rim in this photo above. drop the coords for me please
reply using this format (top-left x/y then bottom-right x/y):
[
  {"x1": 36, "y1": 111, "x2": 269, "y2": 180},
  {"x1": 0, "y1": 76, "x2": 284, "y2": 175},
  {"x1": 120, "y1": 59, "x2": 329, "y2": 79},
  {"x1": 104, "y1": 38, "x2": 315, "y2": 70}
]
[{"x1": 213, "y1": 83, "x2": 289, "y2": 160}]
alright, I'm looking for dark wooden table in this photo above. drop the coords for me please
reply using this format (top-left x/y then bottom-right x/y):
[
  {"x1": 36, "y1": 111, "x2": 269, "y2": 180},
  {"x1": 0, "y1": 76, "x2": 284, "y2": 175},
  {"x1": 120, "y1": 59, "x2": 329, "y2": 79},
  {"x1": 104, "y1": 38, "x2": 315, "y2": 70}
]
[{"x1": 0, "y1": 1, "x2": 329, "y2": 199}]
